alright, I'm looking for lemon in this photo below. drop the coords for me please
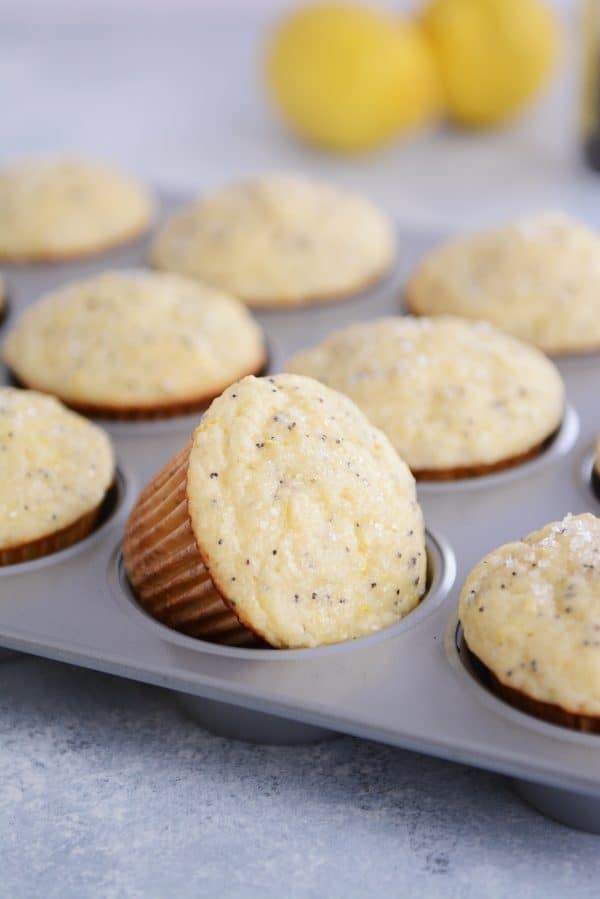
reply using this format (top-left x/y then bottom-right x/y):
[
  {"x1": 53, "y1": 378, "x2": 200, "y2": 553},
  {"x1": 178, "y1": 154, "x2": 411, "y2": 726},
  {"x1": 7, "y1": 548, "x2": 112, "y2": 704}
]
[
  {"x1": 421, "y1": 0, "x2": 558, "y2": 127},
  {"x1": 265, "y1": 3, "x2": 440, "y2": 152}
]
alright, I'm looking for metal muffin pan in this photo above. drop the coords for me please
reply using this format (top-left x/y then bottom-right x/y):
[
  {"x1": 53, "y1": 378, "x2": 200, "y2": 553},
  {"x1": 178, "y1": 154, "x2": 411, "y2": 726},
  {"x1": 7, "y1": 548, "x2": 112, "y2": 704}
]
[{"x1": 1, "y1": 193, "x2": 600, "y2": 832}]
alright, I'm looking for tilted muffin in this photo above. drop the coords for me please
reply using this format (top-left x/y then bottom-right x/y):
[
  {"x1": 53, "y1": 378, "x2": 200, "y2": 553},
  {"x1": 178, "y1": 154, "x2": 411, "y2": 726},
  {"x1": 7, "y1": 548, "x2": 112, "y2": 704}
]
[
  {"x1": 150, "y1": 174, "x2": 395, "y2": 307},
  {"x1": 287, "y1": 316, "x2": 564, "y2": 480},
  {"x1": 0, "y1": 387, "x2": 114, "y2": 565},
  {"x1": 406, "y1": 213, "x2": 600, "y2": 354},
  {"x1": 3, "y1": 270, "x2": 267, "y2": 419},
  {"x1": 0, "y1": 158, "x2": 154, "y2": 262},
  {"x1": 460, "y1": 514, "x2": 600, "y2": 732},
  {"x1": 124, "y1": 374, "x2": 426, "y2": 648}
]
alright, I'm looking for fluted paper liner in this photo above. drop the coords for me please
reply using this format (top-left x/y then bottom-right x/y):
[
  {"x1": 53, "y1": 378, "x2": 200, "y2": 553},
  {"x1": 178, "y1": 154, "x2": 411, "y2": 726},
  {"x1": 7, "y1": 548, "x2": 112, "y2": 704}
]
[
  {"x1": 489, "y1": 670, "x2": 600, "y2": 734},
  {"x1": 412, "y1": 435, "x2": 553, "y2": 482},
  {"x1": 10, "y1": 360, "x2": 266, "y2": 422},
  {"x1": 53, "y1": 395, "x2": 215, "y2": 422},
  {"x1": 123, "y1": 442, "x2": 256, "y2": 646},
  {"x1": 466, "y1": 641, "x2": 600, "y2": 734},
  {"x1": 0, "y1": 504, "x2": 103, "y2": 567},
  {"x1": 0, "y1": 218, "x2": 151, "y2": 264},
  {"x1": 8, "y1": 339, "x2": 266, "y2": 421}
]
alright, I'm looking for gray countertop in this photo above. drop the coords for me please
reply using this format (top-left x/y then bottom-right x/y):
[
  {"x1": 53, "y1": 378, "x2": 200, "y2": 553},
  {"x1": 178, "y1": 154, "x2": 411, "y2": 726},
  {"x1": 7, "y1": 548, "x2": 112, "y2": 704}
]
[
  {"x1": 2, "y1": 652, "x2": 599, "y2": 899},
  {"x1": 1, "y1": 3, "x2": 600, "y2": 896}
]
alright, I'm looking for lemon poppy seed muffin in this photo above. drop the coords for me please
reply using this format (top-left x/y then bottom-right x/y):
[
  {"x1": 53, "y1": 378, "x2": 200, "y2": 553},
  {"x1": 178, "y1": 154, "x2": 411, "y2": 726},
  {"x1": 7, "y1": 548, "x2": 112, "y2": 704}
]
[
  {"x1": 0, "y1": 158, "x2": 154, "y2": 262},
  {"x1": 287, "y1": 316, "x2": 564, "y2": 480},
  {"x1": 124, "y1": 373, "x2": 426, "y2": 648},
  {"x1": 150, "y1": 174, "x2": 395, "y2": 307},
  {"x1": 406, "y1": 213, "x2": 600, "y2": 354},
  {"x1": 3, "y1": 270, "x2": 266, "y2": 419},
  {"x1": 460, "y1": 514, "x2": 600, "y2": 731},
  {"x1": 0, "y1": 387, "x2": 114, "y2": 565}
]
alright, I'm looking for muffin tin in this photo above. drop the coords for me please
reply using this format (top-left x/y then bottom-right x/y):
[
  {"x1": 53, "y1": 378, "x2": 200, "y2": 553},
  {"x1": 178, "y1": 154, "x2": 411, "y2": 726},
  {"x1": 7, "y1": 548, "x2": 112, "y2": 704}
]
[{"x1": 0, "y1": 193, "x2": 599, "y2": 832}]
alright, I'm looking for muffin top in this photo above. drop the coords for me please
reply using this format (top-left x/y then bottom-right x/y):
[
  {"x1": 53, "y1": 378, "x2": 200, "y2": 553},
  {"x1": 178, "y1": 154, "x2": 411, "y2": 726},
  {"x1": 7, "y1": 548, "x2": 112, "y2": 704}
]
[
  {"x1": 460, "y1": 513, "x2": 600, "y2": 716},
  {"x1": 0, "y1": 387, "x2": 114, "y2": 551},
  {"x1": 3, "y1": 270, "x2": 266, "y2": 413},
  {"x1": 150, "y1": 174, "x2": 395, "y2": 307},
  {"x1": 287, "y1": 316, "x2": 564, "y2": 476},
  {"x1": 406, "y1": 213, "x2": 600, "y2": 354},
  {"x1": 0, "y1": 158, "x2": 154, "y2": 261},
  {"x1": 186, "y1": 374, "x2": 426, "y2": 648}
]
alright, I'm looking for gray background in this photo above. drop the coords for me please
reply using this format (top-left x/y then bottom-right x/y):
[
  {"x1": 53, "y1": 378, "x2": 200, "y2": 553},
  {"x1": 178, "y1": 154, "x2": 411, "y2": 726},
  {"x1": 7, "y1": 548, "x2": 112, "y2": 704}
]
[{"x1": 2, "y1": 2, "x2": 600, "y2": 896}]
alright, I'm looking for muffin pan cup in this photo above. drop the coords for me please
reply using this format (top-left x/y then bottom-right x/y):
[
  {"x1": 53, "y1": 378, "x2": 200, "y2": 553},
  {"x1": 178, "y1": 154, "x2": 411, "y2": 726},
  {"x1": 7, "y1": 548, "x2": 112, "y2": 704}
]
[{"x1": 1, "y1": 194, "x2": 600, "y2": 830}]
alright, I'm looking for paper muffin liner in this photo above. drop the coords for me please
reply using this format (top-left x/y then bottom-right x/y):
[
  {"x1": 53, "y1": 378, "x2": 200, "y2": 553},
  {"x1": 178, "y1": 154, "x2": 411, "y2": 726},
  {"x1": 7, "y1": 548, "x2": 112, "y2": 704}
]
[
  {"x1": 0, "y1": 504, "x2": 103, "y2": 567},
  {"x1": 123, "y1": 442, "x2": 256, "y2": 646},
  {"x1": 236, "y1": 265, "x2": 393, "y2": 309},
  {"x1": 412, "y1": 435, "x2": 554, "y2": 482},
  {"x1": 466, "y1": 642, "x2": 600, "y2": 734},
  {"x1": 0, "y1": 217, "x2": 152, "y2": 265},
  {"x1": 405, "y1": 292, "x2": 600, "y2": 357},
  {"x1": 592, "y1": 464, "x2": 600, "y2": 501},
  {"x1": 8, "y1": 354, "x2": 267, "y2": 421},
  {"x1": 490, "y1": 671, "x2": 600, "y2": 734},
  {"x1": 61, "y1": 397, "x2": 216, "y2": 422},
  {"x1": 0, "y1": 296, "x2": 9, "y2": 329}
]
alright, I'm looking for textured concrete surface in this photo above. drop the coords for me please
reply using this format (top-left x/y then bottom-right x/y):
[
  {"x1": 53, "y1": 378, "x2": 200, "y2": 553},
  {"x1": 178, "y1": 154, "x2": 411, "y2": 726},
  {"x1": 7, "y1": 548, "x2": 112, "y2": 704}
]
[{"x1": 1, "y1": 654, "x2": 599, "y2": 899}]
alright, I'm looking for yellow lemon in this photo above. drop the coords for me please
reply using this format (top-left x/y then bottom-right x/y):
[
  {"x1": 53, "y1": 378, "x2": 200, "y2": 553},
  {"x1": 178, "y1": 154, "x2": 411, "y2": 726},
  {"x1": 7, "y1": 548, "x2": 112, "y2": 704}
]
[
  {"x1": 421, "y1": 0, "x2": 558, "y2": 127},
  {"x1": 265, "y1": 2, "x2": 440, "y2": 152}
]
